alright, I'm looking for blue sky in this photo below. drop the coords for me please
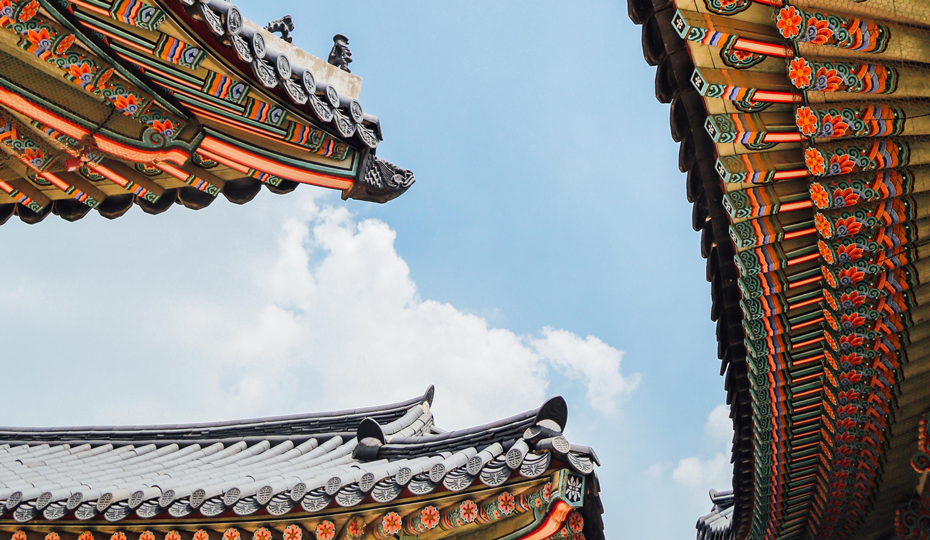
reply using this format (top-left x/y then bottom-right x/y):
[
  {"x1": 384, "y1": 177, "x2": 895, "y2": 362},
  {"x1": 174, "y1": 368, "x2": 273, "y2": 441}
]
[{"x1": 0, "y1": 1, "x2": 733, "y2": 539}]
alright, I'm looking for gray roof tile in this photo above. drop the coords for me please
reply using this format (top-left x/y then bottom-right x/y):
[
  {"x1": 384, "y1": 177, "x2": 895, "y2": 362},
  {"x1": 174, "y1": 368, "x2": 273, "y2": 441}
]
[{"x1": 0, "y1": 390, "x2": 596, "y2": 523}]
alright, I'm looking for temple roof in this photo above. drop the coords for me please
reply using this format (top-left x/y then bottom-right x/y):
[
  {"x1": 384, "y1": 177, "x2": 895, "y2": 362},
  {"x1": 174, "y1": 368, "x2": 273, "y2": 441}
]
[
  {"x1": 0, "y1": 0, "x2": 414, "y2": 227},
  {"x1": 0, "y1": 387, "x2": 602, "y2": 540},
  {"x1": 696, "y1": 490, "x2": 733, "y2": 540},
  {"x1": 628, "y1": 0, "x2": 930, "y2": 538}
]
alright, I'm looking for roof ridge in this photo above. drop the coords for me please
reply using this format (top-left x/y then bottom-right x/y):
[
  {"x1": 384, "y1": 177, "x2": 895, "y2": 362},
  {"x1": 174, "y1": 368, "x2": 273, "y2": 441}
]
[{"x1": 0, "y1": 387, "x2": 434, "y2": 440}]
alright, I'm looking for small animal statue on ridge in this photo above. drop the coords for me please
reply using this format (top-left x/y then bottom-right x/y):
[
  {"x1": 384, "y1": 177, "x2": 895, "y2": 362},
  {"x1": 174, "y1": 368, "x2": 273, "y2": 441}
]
[
  {"x1": 264, "y1": 15, "x2": 294, "y2": 43},
  {"x1": 328, "y1": 33, "x2": 352, "y2": 73}
]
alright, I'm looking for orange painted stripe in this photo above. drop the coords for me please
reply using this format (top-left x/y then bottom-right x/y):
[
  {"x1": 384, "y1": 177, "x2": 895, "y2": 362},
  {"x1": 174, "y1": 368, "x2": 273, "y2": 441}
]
[
  {"x1": 780, "y1": 200, "x2": 812, "y2": 212},
  {"x1": 791, "y1": 316, "x2": 824, "y2": 330},
  {"x1": 774, "y1": 169, "x2": 808, "y2": 180},
  {"x1": 0, "y1": 87, "x2": 88, "y2": 139},
  {"x1": 788, "y1": 276, "x2": 821, "y2": 289},
  {"x1": 753, "y1": 91, "x2": 798, "y2": 103},
  {"x1": 784, "y1": 228, "x2": 816, "y2": 240},
  {"x1": 787, "y1": 252, "x2": 820, "y2": 266},
  {"x1": 68, "y1": 0, "x2": 110, "y2": 16},
  {"x1": 200, "y1": 136, "x2": 352, "y2": 190},
  {"x1": 735, "y1": 38, "x2": 788, "y2": 57}
]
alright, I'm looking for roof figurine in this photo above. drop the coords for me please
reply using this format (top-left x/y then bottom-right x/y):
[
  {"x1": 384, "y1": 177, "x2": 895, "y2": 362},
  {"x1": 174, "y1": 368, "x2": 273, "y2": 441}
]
[
  {"x1": 0, "y1": 0, "x2": 412, "y2": 227},
  {"x1": 0, "y1": 388, "x2": 603, "y2": 540},
  {"x1": 328, "y1": 34, "x2": 352, "y2": 73},
  {"x1": 629, "y1": 0, "x2": 930, "y2": 537},
  {"x1": 264, "y1": 15, "x2": 294, "y2": 43}
]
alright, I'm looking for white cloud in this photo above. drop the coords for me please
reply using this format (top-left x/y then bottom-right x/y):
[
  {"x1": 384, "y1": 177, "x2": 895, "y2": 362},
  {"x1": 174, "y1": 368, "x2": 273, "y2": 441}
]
[
  {"x1": 163, "y1": 192, "x2": 640, "y2": 428},
  {"x1": 671, "y1": 404, "x2": 733, "y2": 502}
]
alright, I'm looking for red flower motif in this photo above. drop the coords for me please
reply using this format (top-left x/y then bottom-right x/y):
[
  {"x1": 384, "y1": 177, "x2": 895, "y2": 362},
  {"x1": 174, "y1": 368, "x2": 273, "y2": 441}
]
[
  {"x1": 841, "y1": 371, "x2": 862, "y2": 384},
  {"x1": 789, "y1": 57, "x2": 812, "y2": 88},
  {"x1": 810, "y1": 182, "x2": 830, "y2": 209},
  {"x1": 543, "y1": 482, "x2": 552, "y2": 501},
  {"x1": 420, "y1": 506, "x2": 440, "y2": 530},
  {"x1": 568, "y1": 512, "x2": 585, "y2": 533},
  {"x1": 139, "y1": 533, "x2": 155, "y2": 540},
  {"x1": 839, "y1": 313, "x2": 866, "y2": 330},
  {"x1": 497, "y1": 492, "x2": 515, "y2": 515},
  {"x1": 818, "y1": 240, "x2": 834, "y2": 264},
  {"x1": 46, "y1": 534, "x2": 60, "y2": 540},
  {"x1": 55, "y1": 33, "x2": 75, "y2": 55},
  {"x1": 346, "y1": 518, "x2": 365, "y2": 539},
  {"x1": 823, "y1": 267, "x2": 838, "y2": 288},
  {"x1": 804, "y1": 17, "x2": 833, "y2": 45},
  {"x1": 253, "y1": 529, "x2": 271, "y2": 540},
  {"x1": 316, "y1": 521, "x2": 336, "y2": 540},
  {"x1": 824, "y1": 310, "x2": 838, "y2": 330},
  {"x1": 777, "y1": 7, "x2": 802, "y2": 38},
  {"x1": 0, "y1": 0, "x2": 13, "y2": 22},
  {"x1": 796, "y1": 106, "x2": 819, "y2": 136},
  {"x1": 13, "y1": 533, "x2": 28, "y2": 540},
  {"x1": 832, "y1": 187, "x2": 859, "y2": 208},
  {"x1": 730, "y1": 49, "x2": 754, "y2": 61},
  {"x1": 813, "y1": 67, "x2": 843, "y2": 92},
  {"x1": 382, "y1": 512, "x2": 403, "y2": 534},
  {"x1": 828, "y1": 154, "x2": 856, "y2": 176},
  {"x1": 820, "y1": 114, "x2": 849, "y2": 138},
  {"x1": 193, "y1": 530, "x2": 209, "y2": 540},
  {"x1": 69, "y1": 62, "x2": 95, "y2": 89},
  {"x1": 111, "y1": 533, "x2": 126, "y2": 540},
  {"x1": 836, "y1": 244, "x2": 864, "y2": 262},
  {"x1": 839, "y1": 267, "x2": 865, "y2": 285},
  {"x1": 113, "y1": 93, "x2": 139, "y2": 116},
  {"x1": 22, "y1": 147, "x2": 44, "y2": 168},
  {"x1": 839, "y1": 390, "x2": 861, "y2": 404},
  {"x1": 460, "y1": 500, "x2": 478, "y2": 523},
  {"x1": 78, "y1": 533, "x2": 94, "y2": 540},
  {"x1": 17, "y1": 0, "x2": 38, "y2": 22},
  {"x1": 839, "y1": 292, "x2": 865, "y2": 309},
  {"x1": 839, "y1": 354, "x2": 863, "y2": 369},
  {"x1": 26, "y1": 27, "x2": 50, "y2": 48},
  {"x1": 222, "y1": 529, "x2": 239, "y2": 540},
  {"x1": 839, "y1": 334, "x2": 864, "y2": 350},
  {"x1": 834, "y1": 216, "x2": 862, "y2": 237},
  {"x1": 837, "y1": 267, "x2": 865, "y2": 286},
  {"x1": 166, "y1": 532, "x2": 182, "y2": 540},
  {"x1": 806, "y1": 147, "x2": 825, "y2": 176},
  {"x1": 150, "y1": 119, "x2": 175, "y2": 138},
  {"x1": 815, "y1": 213, "x2": 833, "y2": 238},
  {"x1": 283, "y1": 525, "x2": 302, "y2": 540}
]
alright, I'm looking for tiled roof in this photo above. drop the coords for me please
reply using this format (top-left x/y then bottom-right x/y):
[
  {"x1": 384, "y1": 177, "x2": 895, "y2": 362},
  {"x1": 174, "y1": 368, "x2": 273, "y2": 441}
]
[
  {"x1": 696, "y1": 490, "x2": 733, "y2": 540},
  {"x1": 0, "y1": 388, "x2": 599, "y2": 528}
]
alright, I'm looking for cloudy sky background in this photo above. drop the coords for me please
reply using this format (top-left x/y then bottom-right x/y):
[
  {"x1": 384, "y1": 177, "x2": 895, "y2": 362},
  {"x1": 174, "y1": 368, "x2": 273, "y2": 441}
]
[{"x1": 0, "y1": 1, "x2": 733, "y2": 538}]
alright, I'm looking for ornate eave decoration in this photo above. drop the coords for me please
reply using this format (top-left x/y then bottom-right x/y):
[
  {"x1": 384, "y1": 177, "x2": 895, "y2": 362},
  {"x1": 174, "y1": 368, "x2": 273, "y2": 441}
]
[
  {"x1": 0, "y1": 0, "x2": 412, "y2": 226},
  {"x1": 629, "y1": 0, "x2": 930, "y2": 538}
]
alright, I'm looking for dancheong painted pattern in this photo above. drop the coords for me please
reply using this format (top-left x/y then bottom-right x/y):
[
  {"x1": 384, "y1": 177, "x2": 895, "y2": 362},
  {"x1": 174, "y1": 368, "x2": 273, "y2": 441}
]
[
  {"x1": 629, "y1": 0, "x2": 930, "y2": 538},
  {"x1": 0, "y1": 0, "x2": 414, "y2": 226}
]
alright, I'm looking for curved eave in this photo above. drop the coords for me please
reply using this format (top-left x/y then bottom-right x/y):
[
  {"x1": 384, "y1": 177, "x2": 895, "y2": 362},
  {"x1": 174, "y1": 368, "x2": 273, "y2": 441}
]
[{"x1": 629, "y1": 1, "x2": 754, "y2": 536}]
